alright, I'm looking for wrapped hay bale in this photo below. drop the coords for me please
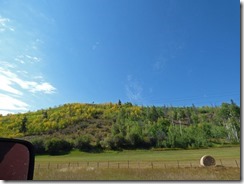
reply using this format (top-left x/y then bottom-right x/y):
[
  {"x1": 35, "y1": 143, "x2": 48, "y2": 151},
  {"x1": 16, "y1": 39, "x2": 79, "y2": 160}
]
[{"x1": 200, "y1": 155, "x2": 216, "y2": 167}]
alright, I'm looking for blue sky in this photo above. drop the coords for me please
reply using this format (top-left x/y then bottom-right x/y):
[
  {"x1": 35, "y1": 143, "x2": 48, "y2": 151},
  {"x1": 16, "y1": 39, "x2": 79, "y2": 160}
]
[{"x1": 0, "y1": 0, "x2": 240, "y2": 115}]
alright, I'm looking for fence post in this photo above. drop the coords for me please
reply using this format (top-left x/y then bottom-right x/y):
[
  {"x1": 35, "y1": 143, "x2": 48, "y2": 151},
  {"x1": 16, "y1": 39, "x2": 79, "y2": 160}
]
[
  {"x1": 151, "y1": 162, "x2": 153, "y2": 169},
  {"x1": 219, "y1": 159, "x2": 223, "y2": 166},
  {"x1": 108, "y1": 161, "x2": 109, "y2": 168},
  {"x1": 235, "y1": 160, "x2": 239, "y2": 168},
  {"x1": 48, "y1": 162, "x2": 50, "y2": 169},
  {"x1": 97, "y1": 162, "x2": 99, "y2": 168},
  {"x1": 177, "y1": 160, "x2": 179, "y2": 168},
  {"x1": 128, "y1": 160, "x2": 129, "y2": 168},
  {"x1": 118, "y1": 163, "x2": 120, "y2": 168},
  {"x1": 68, "y1": 162, "x2": 70, "y2": 168}
]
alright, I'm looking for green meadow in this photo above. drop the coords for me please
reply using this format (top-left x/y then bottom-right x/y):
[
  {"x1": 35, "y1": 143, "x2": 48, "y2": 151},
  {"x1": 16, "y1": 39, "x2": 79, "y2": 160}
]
[
  {"x1": 34, "y1": 146, "x2": 240, "y2": 180},
  {"x1": 35, "y1": 146, "x2": 240, "y2": 163}
]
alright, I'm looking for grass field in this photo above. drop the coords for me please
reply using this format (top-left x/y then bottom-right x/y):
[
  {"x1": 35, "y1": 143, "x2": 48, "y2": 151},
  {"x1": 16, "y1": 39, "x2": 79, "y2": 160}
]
[{"x1": 34, "y1": 146, "x2": 240, "y2": 180}]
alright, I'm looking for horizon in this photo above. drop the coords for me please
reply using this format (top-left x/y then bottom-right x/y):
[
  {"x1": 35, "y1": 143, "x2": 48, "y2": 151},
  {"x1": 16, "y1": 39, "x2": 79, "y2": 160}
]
[{"x1": 1, "y1": 99, "x2": 240, "y2": 116}]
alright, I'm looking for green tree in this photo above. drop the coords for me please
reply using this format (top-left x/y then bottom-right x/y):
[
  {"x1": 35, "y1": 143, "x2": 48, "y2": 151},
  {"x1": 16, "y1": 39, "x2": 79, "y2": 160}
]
[
  {"x1": 126, "y1": 122, "x2": 143, "y2": 148},
  {"x1": 200, "y1": 122, "x2": 213, "y2": 139},
  {"x1": 217, "y1": 101, "x2": 240, "y2": 143},
  {"x1": 102, "y1": 133, "x2": 126, "y2": 150},
  {"x1": 146, "y1": 117, "x2": 170, "y2": 147},
  {"x1": 186, "y1": 125, "x2": 208, "y2": 148},
  {"x1": 19, "y1": 116, "x2": 27, "y2": 133},
  {"x1": 167, "y1": 125, "x2": 180, "y2": 148},
  {"x1": 148, "y1": 106, "x2": 159, "y2": 122},
  {"x1": 42, "y1": 110, "x2": 48, "y2": 119},
  {"x1": 75, "y1": 135, "x2": 92, "y2": 151}
]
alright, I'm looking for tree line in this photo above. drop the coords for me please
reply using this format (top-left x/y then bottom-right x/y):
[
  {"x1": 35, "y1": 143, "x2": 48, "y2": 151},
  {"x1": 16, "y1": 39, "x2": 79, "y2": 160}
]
[{"x1": 0, "y1": 100, "x2": 240, "y2": 155}]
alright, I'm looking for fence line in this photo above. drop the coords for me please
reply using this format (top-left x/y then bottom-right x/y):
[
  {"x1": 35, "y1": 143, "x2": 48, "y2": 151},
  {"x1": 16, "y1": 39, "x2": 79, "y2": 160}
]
[{"x1": 35, "y1": 159, "x2": 240, "y2": 170}]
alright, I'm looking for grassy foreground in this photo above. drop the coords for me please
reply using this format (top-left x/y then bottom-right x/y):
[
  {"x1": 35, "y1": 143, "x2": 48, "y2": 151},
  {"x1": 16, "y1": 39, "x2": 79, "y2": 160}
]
[
  {"x1": 34, "y1": 146, "x2": 240, "y2": 180},
  {"x1": 34, "y1": 167, "x2": 240, "y2": 180}
]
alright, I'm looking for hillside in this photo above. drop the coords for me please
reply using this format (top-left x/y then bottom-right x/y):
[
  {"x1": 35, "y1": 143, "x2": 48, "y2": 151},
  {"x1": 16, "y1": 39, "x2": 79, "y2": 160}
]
[{"x1": 0, "y1": 100, "x2": 240, "y2": 154}]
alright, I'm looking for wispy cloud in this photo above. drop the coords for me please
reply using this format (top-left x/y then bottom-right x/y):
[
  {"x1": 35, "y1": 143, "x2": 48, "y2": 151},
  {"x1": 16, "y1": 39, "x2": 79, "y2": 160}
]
[
  {"x1": 0, "y1": 63, "x2": 56, "y2": 115},
  {"x1": 14, "y1": 55, "x2": 41, "y2": 64},
  {"x1": 0, "y1": 94, "x2": 29, "y2": 113},
  {"x1": 153, "y1": 41, "x2": 185, "y2": 72},
  {"x1": 153, "y1": 61, "x2": 165, "y2": 71},
  {"x1": 29, "y1": 82, "x2": 56, "y2": 94},
  {"x1": 0, "y1": 16, "x2": 56, "y2": 115},
  {"x1": 125, "y1": 75, "x2": 143, "y2": 102},
  {"x1": 92, "y1": 41, "x2": 100, "y2": 50},
  {"x1": 0, "y1": 17, "x2": 14, "y2": 32},
  {"x1": 0, "y1": 67, "x2": 56, "y2": 95},
  {"x1": 153, "y1": 56, "x2": 167, "y2": 71}
]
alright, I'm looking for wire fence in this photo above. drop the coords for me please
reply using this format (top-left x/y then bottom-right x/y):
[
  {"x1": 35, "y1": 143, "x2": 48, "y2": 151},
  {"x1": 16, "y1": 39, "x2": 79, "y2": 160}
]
[{"x1": 35, "y1": 159, "x2": 240, "y2": 170}]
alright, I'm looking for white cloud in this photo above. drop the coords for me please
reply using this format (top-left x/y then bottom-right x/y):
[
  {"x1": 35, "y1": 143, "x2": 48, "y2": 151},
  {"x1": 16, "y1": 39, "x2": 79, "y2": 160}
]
[
  {"x1": 14, "y1": 57, "x2": 25, "y2": 64},
  {"x1": 0, "y1": 110, "x2": 15, "y2": 116},
  {"x1": 25, "y1": 55, "x2": 41, "y2": 63},
  {"x1": 0, "y1": 68, "x2": 23, "y2": 95},
  {"x1": 33, "y1": 75, "x2": 44, "y2": 80},
  {"x1": 0, "y1": 66, "x2": 56, "y2": 114},
  {"x1": 125, "y1": 75, "x2": 143, "y2": 102},
  {"x1": 0, "y1": 17, "x2": 14, "y2": 32},
  {"x1": 0, "y1": 15, "x2": 56, "y2": 114},
  {"x1": 29, "y1": 82, "x2": 56, "y2": 94},
  {"x1": 14, "y1": 55, "x2": 41, "y2": 65},
  {"x1": 0, "y1": 61, "x2": 16, "y2": 69},
  {"x1": 0, "y1": 18, "x2": 9, "y2": 23},
  {"x1": 0, "y1": 94, "x2": 29, "y2": 113},
  {"x1": 0, "y1": 17, "x2": 9, "y2": 26},
  {"x1": 0, "y1": 67, "x2": 56, "y2": 95},
  {"x1": 0, "y1": 75, "x2": 23, "y2": 95}
]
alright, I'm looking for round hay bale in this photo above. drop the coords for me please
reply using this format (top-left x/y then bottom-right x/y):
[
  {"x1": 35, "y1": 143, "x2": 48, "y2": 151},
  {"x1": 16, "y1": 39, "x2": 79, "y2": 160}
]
[{"x1": 200, "y1": 155, "x2": 216, "y2": 167}]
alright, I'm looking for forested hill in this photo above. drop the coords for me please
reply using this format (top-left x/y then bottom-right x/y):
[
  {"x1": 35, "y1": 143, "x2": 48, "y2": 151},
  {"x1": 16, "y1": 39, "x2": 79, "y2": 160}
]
[{"x1": 0, "y1": 101, "x2": 240, "y2": 153}]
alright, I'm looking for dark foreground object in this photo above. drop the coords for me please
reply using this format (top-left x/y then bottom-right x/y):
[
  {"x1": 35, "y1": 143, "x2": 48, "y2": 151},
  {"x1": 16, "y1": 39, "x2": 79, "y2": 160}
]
[{"x1": 0, "y1": 138, "x2": 35, "y2": 180}]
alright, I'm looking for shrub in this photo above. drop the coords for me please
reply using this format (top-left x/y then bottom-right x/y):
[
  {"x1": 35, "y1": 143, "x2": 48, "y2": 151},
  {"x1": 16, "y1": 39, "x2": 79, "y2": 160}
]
[
  {"x1": 101, "y1": 134, "x2": 127, "y2": 150},
  {"x1": 74, "y1": 135, "x2": 92, "y2": 151},
  {"x1": 45, "y1": 138, "x2": 73, "y2": 155},
  {"x1": 31, "y1": 138, "x2": 46, "y2": 154}
]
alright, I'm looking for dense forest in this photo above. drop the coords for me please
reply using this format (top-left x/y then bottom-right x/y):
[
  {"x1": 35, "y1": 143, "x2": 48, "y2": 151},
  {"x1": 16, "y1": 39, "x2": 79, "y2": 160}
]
[{"x1": 0, "y1": 100, "x2": 240, "y2": 155}]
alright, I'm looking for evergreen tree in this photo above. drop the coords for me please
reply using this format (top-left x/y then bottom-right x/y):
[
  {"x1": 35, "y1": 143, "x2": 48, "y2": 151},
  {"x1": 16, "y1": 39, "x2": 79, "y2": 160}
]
[
  {"x1": 148, "y1": 106, "x2": 159, "y2": 122},
  {"x1": 20, "y1": 116, "x2": 27, "y2": 133}
]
